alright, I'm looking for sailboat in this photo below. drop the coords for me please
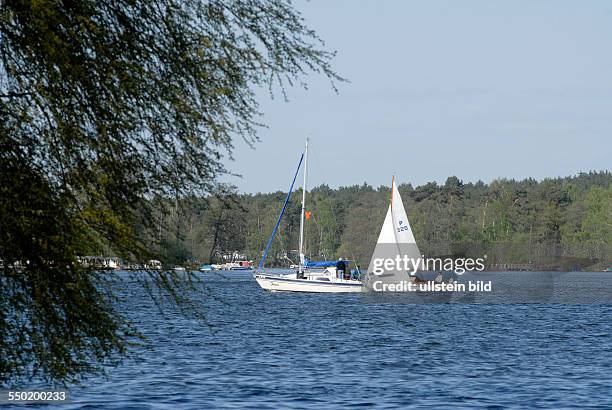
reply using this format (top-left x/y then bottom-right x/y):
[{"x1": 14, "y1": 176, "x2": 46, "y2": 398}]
[
  {"x1": 364, "y1": 176, "x2": 424, "y2": 290},
  {"x1": 253, "y1": 139, "x2": 363, "y2": 293},
  {"x1": 364, "y1": 177, "x2": 456, "y2": 292}
]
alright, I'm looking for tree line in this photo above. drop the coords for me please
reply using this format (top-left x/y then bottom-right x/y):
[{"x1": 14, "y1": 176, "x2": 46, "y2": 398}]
[{"x1": 157, "y1": 171, "x2": 611, "y2": 271}]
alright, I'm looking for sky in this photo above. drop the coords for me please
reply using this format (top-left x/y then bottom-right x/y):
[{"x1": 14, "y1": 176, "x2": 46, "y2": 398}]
[{"x1": 224, "y1": 0, "x2": 612, "y2": 193}]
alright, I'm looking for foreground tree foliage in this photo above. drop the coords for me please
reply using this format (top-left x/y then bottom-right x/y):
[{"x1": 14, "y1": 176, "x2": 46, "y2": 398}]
[{"x1": 0, "y1": 0, "x2": 341, "y2": 384}]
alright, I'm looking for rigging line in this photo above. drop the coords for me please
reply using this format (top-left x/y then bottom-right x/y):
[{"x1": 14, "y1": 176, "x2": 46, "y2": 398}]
[{"x1": 258, "y1": 153, "x2": 304, "y2": 269}]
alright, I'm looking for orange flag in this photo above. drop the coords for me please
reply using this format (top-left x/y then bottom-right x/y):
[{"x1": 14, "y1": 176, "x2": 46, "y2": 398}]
[{"x1": 305, "y1": 211, "x2": 311, "y2": 220}]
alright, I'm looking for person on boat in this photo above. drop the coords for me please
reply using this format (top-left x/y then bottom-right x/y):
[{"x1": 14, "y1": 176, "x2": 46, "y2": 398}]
[
  {"x1": 409, "y1": 274, "x2": 427, "y2": 284},
  {"x1": 336, "y1": 258, "x2": 348, "y2": 280},
  {"x1": 344, "y1": 264, "x2": 351, "y2": 280},
  {"x1": 351, "y1": 264, "x2": 362, "y2": 280}
]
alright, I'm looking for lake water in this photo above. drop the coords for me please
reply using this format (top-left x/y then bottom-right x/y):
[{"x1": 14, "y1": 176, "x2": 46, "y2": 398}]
[{"x1": 8, "y1": 271, "x2": 612, "y2": 409}]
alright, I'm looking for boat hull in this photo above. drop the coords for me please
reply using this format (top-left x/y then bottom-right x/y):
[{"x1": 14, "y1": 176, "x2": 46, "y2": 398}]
[{"x1": 254, "y1": 273, "x2": 362, "y2": 293}]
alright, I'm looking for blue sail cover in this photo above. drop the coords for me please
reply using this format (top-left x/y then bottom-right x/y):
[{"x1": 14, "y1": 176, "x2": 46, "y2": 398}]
[{"x1": 304, "y1": 259, "x2": 349, "y2": 268}]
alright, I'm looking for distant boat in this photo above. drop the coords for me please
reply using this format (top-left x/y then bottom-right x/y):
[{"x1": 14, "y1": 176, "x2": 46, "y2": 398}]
[
  {"x1": 145, "y1": 259, "x2": 162, "y2": 270},
  {"x1": 174, "y1": 266, "x2": 186, "y2": 272},
  {"x1": 227, "y1": 260, "x2": 253, "y2": 270},
  {"x1": 213, "y1": 261, "x2": 253, "y2": 270},
  {"x1": 254, "y1": 139, "x2": 363, "y2": 293},
  {"x1": 77, "y1": 256, "x2": 122, "y2": 270},
  {"x1": 199, "y1": 264, "x2": 214, "y2": 271}
]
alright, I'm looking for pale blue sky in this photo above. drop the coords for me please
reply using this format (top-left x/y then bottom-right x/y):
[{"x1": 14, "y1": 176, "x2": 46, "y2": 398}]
[{"x1": 226, "y1": 0, "x2": 612, "y2": 193}]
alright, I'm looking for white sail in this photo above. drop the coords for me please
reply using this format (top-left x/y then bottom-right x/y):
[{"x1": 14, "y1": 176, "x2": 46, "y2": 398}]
[
  {"x1": 376, "y1": 179, "x2": 419, "y2": 247},
  {"x1": 392, "y1": 178, "x2": 419, "y2": 247},
  {"x1": 368, "y1": 177, "x2": 421, "y2": 281}
]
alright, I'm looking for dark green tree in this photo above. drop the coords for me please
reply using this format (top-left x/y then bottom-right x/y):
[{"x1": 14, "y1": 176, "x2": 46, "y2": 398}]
[{"x1": 0, "y1": 0, "x2": 341, "y2": 384}]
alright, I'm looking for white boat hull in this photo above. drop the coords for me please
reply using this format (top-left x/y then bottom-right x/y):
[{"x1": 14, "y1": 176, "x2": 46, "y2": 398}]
[{"x1": 254, "y1": 273, "x2": 362, "y2": 293}]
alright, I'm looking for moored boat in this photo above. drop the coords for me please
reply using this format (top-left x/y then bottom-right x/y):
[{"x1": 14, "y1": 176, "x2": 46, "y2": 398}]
[{"x1": 227, "y1": 260, "x2": 253, "y2": 270}]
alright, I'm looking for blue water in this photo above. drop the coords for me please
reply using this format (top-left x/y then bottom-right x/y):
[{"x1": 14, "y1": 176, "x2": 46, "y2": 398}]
[{"x1": 10, "y1": 271, "x2": 612, "y2": 408}]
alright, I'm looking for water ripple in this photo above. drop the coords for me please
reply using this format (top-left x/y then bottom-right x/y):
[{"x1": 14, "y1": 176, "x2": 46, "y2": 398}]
[{"x1": 12, "y1": 272, "x2": 612, "y2": 409}]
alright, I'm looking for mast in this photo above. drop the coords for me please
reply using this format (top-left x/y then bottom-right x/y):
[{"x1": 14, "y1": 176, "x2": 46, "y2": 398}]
[
  {"x1": 391, "y1": 175, "x2": 395, "y2": 209},
  {"x1": 298, "y1": 138, "x2": 309, "y2": 271}
]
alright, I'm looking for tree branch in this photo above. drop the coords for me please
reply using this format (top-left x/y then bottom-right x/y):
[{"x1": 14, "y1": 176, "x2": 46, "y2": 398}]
[{"x1": 0, "y1": 91, "x2": 32, "y2": 98}]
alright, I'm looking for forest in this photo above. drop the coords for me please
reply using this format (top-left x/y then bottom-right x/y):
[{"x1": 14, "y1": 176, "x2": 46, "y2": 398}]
[{"x1": 154, "y1": 171, "x2": 611, "y2": 271}]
